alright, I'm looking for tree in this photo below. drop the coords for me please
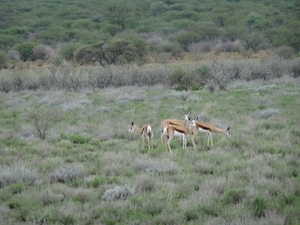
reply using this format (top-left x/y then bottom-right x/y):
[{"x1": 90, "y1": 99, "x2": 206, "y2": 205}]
[
  {"x1": 103, "y1": 23, "x2": 122, "y2": 37},
  {"x1": 150, "y1": 1, "x2": 168, "y2": 16},
  {"x1": 103, "y1": 1, "x2": 133, "y2": 30},
  {"x1": 173, "y1": 32, "x2": 201, "y2": 51},
  {"x1": 75, "y1": 35, "x2": 148, "y2": 67}
]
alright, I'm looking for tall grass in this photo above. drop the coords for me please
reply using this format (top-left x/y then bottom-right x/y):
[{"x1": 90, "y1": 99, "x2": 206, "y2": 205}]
[{"x1": 0, "y1": 60, "x2": 299, "y2": 224}]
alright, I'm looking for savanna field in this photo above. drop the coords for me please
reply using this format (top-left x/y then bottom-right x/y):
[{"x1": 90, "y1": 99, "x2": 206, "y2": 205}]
[{"x1": 0, "y1": 59, "x2": 300, "y2": 225}]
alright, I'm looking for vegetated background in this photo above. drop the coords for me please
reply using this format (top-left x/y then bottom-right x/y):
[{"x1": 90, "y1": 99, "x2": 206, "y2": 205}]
[
  {"x1": 0, "y1": 0, "x2": 300, "y2": 224},
  {"x1": 0, "y1": 0, "x2": 300, "y2": 68}
]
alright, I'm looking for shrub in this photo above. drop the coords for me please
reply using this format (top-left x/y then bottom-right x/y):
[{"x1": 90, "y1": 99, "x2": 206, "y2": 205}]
[
  {"x1": 132, "y1": 158, "x2": 181, "y2": 175},
  {"x1": 214, "y1": 40, "x2": 244, "y2": 53},
  {"x1": 15, "y1": 42, "x2": 37, "y2": 61},
  {"x1": 27, "y1": 104, "x2": 59, "y2": 140},
  {"x1": 9, "y1": 197, "x2": 42, "y2": 222},
  {"x1": 52, "y1": 57, "x2": 63, "y2": 66},
  {"x1": 6, "y1": 49, "x2": 20, "y2": 61},
  {"x1": 33, "y1": 44, "x2": 54, "y2": 60},
  {"x1": 60, "y1": 101, "x2": 82, "y2": 111},
  {"x1": 36, "y1": 59, "x2": 44, "y2": 67},
  {"x1": 194, "y1": 65, "x2": 211, "y2": 88},
  {"x1": 49, "y1": 164, "x2": 85, "y2": 183},
  {"x1": 102, "y1": 185, "x2": 135, "y2": 201},
  {"x1": 188, "y1": 41, "x2": 214, "y2": 53},
  {"x1": 274, "y1": 46, "x2": 295, "y2": 59},
  {"x1": 60, "y1": 42, "x2": 81, "y2": 61},
  {"x1": 157, "y1": 52, "x2": 171, "y2": 64},
  {"x1": 68, "y1": 134, "x2": 89, "y2": 144},
  {"x1": 166, "y1": 67, "x2": 195, "y2": 91},
  {"x1": 134, "y1": 174, "x2": 156, "y2": 193},
  {"x1": 0, "y1": 165, "x2": 41, "y2": 187}
]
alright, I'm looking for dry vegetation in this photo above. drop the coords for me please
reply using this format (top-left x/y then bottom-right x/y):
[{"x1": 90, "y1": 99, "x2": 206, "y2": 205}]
[{"x1": 0, "y1": 58, "x2": 300, "y2": 225}]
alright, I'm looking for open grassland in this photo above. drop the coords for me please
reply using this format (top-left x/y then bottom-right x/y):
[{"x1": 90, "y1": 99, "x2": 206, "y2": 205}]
[{"x1": 0, "y1": 71, "x2": 300, "y2": 224}]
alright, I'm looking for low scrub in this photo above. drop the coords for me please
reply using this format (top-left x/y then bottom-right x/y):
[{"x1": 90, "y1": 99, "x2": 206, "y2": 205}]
[
  {"x1": 0, "y1": 165, "x2": 41, "y2": 188},
  {"x1": 102, "y1": 185, "x2": 135, "y2": 201},
  {"x1": 49, "y1": 164, "x2": 85, "y2": 183}
]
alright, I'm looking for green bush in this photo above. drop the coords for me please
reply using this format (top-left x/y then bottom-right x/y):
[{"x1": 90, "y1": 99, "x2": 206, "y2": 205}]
[
  {"x1": 14, "y1": 42, "x2": 37, "y2": 61},
  {"x1": 68, "y1": 134, "x2": 88, "y2": 144},
  {"x1": 60, "y1": 42, "x2": 81, "y2": 61},
  {"x1": 52, "y1": 57, "x2": 63, "y2": 66}
]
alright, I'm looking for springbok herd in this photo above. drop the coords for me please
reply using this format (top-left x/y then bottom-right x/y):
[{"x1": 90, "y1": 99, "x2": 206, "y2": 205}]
[{"x1": 128, "y1": 112, "x2": 231, "y2": 153}]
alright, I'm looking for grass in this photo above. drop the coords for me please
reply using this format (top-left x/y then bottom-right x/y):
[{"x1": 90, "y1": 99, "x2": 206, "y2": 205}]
[{"x1": 0, "y1": 72, "x2": 299, "y2": 224}]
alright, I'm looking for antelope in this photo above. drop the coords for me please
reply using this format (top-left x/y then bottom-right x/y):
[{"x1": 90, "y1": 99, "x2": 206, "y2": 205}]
[
  {"x1": 160, "y1": 111, "x2": 191, "y2": 145},
  {"x1": 162, "y1": 117, "x2": 196, "y2": 153},
  {"x1": 128, "y1": 121, "x2": 154, "y2": 149},
  {"x1": 194, "y1": 120, "x2": 231, "y2": 147}
]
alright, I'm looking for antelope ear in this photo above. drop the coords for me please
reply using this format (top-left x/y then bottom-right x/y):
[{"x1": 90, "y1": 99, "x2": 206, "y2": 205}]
[{"x1": 227, "y1": 126, "x2": 230, "y2": 131}]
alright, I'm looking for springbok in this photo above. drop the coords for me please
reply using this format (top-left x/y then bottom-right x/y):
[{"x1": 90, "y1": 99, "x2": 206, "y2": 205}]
[
  {"x1": 194, "y1": 119, "x2": 231, "y2": 147},
  {"x1": 160, "y1": 111, "x2": 191, "y2": 145},
  {"x1": 162, "y1": 117, "x2": 196, "y2": 153},
  {"x1": 128, "y1": 121, "x2": 154, "y2": 149}
]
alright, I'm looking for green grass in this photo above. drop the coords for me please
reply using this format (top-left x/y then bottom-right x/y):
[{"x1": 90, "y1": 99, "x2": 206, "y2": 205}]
[{"x1": 0, "y1": 76, "x2": 299, "y2": 224}]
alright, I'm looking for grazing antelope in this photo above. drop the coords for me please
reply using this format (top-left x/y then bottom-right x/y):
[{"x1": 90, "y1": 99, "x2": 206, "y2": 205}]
[
  {"x1": 128, "y1": 121, "x2": 154, "y2": 149},
  {"x1": 162, "y1": 117, "x2": 196, "y2": 153},
  {"x1": 160, "y1": 111, "x2": 191, "y2": 145},
  {"x1": 194, "y1": 120, "x2": 231, "y2": 147}
]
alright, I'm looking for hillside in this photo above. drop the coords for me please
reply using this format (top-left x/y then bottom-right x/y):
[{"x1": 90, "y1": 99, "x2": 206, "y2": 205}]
[{"x1": 0, "y1": 0, "x2": 300, "y2": 68}]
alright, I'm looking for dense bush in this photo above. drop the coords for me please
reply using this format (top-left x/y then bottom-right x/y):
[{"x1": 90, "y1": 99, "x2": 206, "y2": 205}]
[{"x1": 14, "y1": 42, "x2": 37, "y2": 61}]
